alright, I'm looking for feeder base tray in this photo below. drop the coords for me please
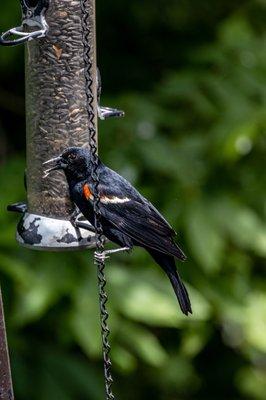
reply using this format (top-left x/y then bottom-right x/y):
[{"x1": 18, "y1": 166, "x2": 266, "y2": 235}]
[{"x1": 16, "y1": 212, "x2": 96, "y2": 251}]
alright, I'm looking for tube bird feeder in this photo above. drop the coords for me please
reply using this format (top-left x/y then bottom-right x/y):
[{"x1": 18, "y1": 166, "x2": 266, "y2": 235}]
[
  {"x1": 2, "y1": 0, "x2": 123, "y2": 250},
  {"x1": 19, "y1": 0, "x2": 98, "y2": 250}
]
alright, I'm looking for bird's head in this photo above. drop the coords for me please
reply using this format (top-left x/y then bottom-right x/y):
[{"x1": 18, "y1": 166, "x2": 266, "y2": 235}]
[{"x1": 43, "y1": 147, "x2": 93, "y2": 182}]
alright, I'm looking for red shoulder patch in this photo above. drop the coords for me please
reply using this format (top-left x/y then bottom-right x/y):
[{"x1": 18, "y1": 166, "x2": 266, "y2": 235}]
[{"x1": 83, "y1": 184, "x2": 93, "y2": 200}]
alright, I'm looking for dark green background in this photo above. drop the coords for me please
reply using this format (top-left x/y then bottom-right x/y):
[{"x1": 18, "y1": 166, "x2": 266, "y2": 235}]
[{"x1": 0, "y1": 1, "x2": 266, "y2": 399}]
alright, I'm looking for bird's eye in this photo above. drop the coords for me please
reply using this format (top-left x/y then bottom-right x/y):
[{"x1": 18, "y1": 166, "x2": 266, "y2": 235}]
[{"x1": 68, "y1": 154, "x2": 76, "y2": 160}]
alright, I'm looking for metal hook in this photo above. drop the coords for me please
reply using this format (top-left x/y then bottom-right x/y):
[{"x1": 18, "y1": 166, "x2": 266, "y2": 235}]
[{"x1": 0, "y1": 0, "x2": 49, "y2": 46}]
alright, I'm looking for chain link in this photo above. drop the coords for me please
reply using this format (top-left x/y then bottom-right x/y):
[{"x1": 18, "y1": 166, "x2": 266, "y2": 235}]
[{"x1": 80, "y1": 1, "x2": 115, "y2": 399}]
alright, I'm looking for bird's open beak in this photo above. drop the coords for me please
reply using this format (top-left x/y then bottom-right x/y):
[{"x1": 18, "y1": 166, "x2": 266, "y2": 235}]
[{"x1": 42, "y1": 156, "x2": 66, "y2": 178}]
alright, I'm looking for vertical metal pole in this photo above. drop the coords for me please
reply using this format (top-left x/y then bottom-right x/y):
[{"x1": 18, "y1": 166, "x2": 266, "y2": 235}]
[
  {"x1": 0, "y1": 288, "x2": 14, "y2": 400},
  {"x1": 17, "y1": 0, "x2": 98, "y2": 250}
]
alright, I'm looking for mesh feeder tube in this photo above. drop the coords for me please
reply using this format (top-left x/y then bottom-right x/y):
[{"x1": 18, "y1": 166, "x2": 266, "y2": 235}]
[{"x1": 17, "y1": 0, "x2": 98, "y2": 250}]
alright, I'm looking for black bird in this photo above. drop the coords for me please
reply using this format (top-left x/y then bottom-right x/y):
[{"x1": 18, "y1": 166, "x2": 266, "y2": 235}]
[{"x1": 43, "y1": 147, "x2": 192, "y2": 315}]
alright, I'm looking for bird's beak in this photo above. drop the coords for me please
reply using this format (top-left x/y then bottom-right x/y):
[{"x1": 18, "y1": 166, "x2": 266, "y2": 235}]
[{"x1": 42, "y1": 156, "x2": 66, "y2": 178}]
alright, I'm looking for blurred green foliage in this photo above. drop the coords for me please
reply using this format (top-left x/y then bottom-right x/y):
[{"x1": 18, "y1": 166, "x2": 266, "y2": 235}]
[{"x1": 0, "y1": 1, "x2": 266, "y2": 399}]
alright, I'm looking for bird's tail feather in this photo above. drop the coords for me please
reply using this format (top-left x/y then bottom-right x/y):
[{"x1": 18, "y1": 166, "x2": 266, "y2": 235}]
[
  {"x1": 147, "y1": 249, "x2": 192, "y2": 316},
  {"x1": 167, "y1": 268, "x2": 192, "y2": 315}
]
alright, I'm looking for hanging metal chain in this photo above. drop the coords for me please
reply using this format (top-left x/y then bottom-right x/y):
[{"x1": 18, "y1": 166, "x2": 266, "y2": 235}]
[{"x1": 80, "y1": 1, "x2": 115, "y2": 399}]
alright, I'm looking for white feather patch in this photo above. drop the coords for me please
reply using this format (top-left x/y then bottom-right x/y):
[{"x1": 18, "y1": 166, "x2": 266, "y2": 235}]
[{"x1": 100, "y1": 196, "x2": 131, "y2": 204}]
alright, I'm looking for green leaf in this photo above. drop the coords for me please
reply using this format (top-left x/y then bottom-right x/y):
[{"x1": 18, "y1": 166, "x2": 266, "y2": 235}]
[
  {"x1": 243, "y1": 291, "x2": 266, "y2": 353},
  {"x1": 185, "y1": 201, "x2": 225, "y2": 273},
  {"x1": 120, "y1": 322, "x2": 168, "y2": 367}
]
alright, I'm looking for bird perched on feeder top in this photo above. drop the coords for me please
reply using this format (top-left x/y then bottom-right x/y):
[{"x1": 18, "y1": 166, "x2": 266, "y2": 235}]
[{"x1": 43, "y1": 147, "x2": 192, "y2": 315}]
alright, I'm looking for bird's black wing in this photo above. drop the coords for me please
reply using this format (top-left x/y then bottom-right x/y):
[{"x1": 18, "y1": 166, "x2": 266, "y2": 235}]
[
  {"x1": 91, "y1": 167, "x2": 186, "y2": 260},
  {"x1": 101, "y1": 201, "x2": 186, "y2": 260}
]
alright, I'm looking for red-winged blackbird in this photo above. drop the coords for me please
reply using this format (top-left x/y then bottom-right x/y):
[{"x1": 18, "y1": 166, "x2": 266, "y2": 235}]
[{"x1": 44, "y1": 147, "x2": 192, "y2": 315}]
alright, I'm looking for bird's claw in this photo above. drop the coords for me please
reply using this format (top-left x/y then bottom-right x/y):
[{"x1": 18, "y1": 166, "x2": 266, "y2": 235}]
[
  {"x1": 70, "y1": 208, "x2": 81, "y2": 227},
  {"x1": 94, "y1": 251, "x2": 110, "y2": 263},
  {"x1": 94, "y1": 246, "x2": 131, "y2": 263},
  {"x1": 70, "y1": 209, "x2": 95, "y2": 233}
]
